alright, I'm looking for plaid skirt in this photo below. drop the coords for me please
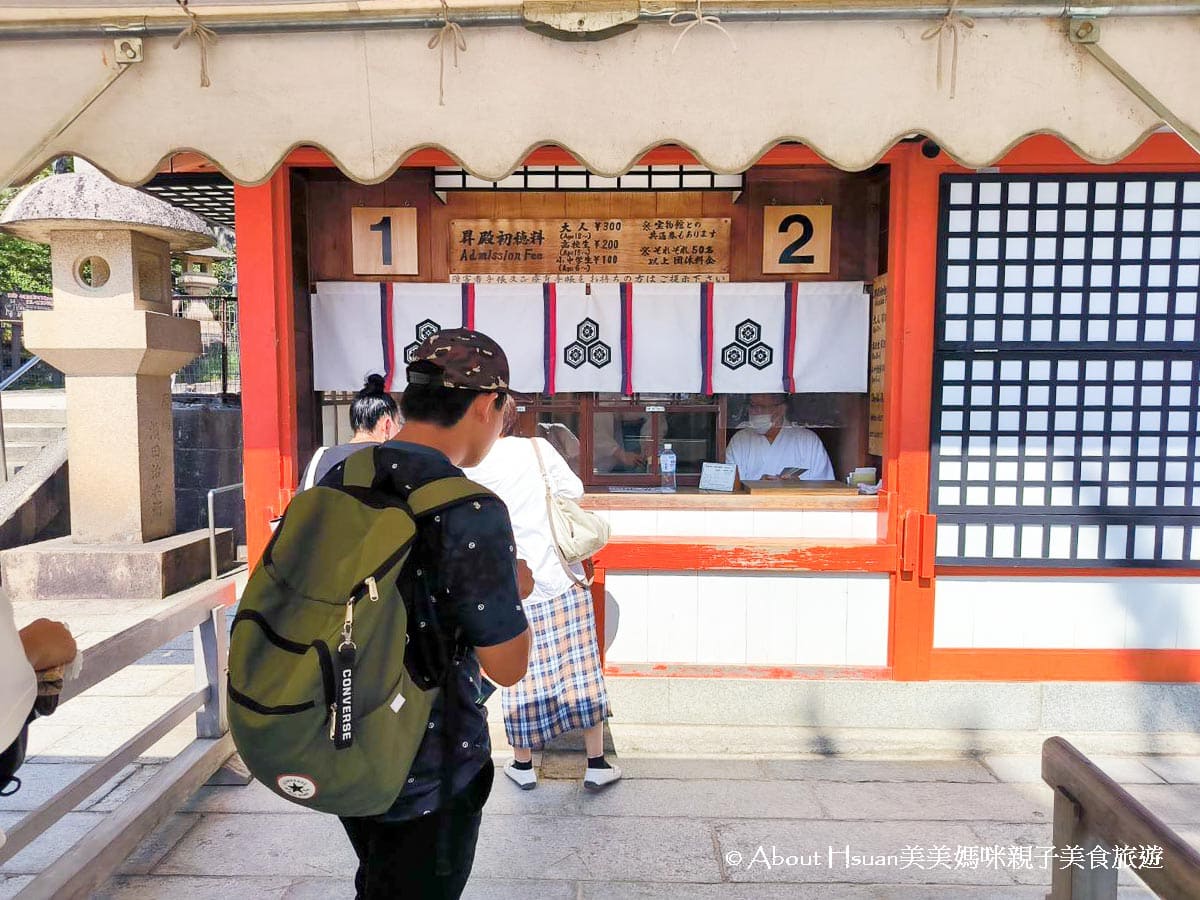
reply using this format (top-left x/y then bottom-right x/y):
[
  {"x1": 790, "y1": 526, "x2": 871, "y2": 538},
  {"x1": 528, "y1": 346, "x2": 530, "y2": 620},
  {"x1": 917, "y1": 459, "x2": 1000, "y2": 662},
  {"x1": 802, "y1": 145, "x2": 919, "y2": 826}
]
[{"x1": 502, "y1": 583, "x2": 612, "y2": 750}]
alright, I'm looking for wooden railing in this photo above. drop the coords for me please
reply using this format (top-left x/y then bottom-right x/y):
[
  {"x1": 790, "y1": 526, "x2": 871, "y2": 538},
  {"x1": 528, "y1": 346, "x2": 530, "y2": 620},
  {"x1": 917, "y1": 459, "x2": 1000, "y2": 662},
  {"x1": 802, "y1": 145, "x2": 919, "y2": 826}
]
[
  {"x1": 1042, "y1": 736, "x2": 1200, "y2": 899},
  {"x1": 0, "y1": 580, "x2": 238, "y2": 900}
]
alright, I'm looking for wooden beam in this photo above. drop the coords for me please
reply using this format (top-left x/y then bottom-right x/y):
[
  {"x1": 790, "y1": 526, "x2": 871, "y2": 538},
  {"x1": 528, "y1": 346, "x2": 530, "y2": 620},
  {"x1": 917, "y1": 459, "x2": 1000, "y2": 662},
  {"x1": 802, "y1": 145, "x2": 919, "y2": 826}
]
[
  {"x1": 930, "y1": 648, "x2": 1200, "y2": 682},
  {"x1": 1043, "y1": 736, "x2": 1200, "y2": 898},
  {"x1": 0, "y1": 691, "x2": 205, "y2": 863},
  {"x1": 236, "y1": 170, "x2": 300, "y2": 564},
  {"x1": 62, "y1": 582, "x2": 234, "y2": 702},
  {"x1": 15, "y1": 734, "x2": 235, "y2": 900},
  {"x1": 596, "y1": 537, "x2": 894, "y2": 572}
]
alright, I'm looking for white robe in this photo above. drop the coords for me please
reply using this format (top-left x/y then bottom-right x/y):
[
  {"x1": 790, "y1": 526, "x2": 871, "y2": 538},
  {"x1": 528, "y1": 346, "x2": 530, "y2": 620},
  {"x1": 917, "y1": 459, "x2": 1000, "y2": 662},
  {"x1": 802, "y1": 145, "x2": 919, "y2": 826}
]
[
  {"x1": 0, "y1": 588, "x2": 36, "y2": 850},
  {"x1": 725, "y1": 425, "x2": 836, "y2": 482}
]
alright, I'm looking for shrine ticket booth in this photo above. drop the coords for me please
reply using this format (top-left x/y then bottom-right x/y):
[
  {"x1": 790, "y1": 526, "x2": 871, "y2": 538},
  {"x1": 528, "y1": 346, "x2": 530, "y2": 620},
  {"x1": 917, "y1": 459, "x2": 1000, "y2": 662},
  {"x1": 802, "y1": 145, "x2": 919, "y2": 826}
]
[
  {"x1": 5, "y1": 4, "x2": 1197, "y2": 690},
  {"x1": 236, "y1": 134, "x2": 1200, "y2": 685}
]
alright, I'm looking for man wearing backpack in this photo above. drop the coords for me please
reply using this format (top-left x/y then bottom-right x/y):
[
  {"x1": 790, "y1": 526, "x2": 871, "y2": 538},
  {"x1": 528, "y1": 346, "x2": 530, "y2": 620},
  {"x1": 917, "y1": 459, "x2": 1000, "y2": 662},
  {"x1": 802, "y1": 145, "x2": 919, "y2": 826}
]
[{"x1": 343, "y1": 328, "x2": 533, "y2": 898}]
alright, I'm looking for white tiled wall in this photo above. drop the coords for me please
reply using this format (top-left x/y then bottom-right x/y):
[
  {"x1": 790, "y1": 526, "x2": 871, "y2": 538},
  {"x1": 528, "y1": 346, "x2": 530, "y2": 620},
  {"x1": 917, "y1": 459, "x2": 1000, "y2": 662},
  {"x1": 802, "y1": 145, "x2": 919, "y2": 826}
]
[
  {"x1": 604, "y1": 571, "x2": 890, "y2": 666},
  {"x1": 595, "y1": 508, "x2": 877, "y2": 540},
  {"x1": 934, "y1": 577, "x2": 1200, "y2": 649}
]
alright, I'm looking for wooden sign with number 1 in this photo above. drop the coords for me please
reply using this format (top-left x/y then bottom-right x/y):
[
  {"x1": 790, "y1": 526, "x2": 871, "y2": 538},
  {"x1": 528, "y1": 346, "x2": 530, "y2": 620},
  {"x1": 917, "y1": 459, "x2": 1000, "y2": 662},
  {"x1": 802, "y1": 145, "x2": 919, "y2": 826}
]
[
  {"x1": 351, "y1": 207, "x2": 419, "y2": 275},
  {"x1": 762, "y1": 205, "x2": 833, "y2": 275}
]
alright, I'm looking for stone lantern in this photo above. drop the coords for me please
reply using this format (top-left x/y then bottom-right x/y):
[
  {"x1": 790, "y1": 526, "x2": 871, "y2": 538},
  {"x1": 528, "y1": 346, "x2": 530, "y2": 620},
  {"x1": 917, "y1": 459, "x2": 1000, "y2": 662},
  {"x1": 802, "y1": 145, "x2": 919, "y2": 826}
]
[
  {"x1": 0, "y1": 173, "x2": 233, "y2": 600},
  {"x1": 176, "y1": 245, "x2": 233, "y2": 300}
]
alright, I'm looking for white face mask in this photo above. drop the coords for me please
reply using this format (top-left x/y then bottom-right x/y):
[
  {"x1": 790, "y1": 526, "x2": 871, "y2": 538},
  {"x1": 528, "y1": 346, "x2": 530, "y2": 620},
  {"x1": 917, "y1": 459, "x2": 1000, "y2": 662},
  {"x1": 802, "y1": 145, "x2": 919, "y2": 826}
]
[{"x1": 748, "y1": 414, "x2": 775, "y2": 435}]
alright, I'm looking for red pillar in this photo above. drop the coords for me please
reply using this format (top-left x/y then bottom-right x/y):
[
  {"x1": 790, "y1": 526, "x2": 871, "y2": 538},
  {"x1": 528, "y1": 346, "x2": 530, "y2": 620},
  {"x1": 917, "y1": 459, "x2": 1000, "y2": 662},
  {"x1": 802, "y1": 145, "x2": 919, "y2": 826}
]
[
  {"x1": 883, "y1": 144, "x2": 943, "y2": 680},
  {"x1": 234, "y1": 170, "x2": 299, "y2": 564}
]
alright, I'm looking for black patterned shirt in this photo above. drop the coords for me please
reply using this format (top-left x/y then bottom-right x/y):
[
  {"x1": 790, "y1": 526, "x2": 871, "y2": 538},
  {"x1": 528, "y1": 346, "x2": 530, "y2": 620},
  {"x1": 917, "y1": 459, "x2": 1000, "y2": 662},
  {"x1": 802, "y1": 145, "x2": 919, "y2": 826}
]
[{"x1": 323, "y1": 440, "x2": 528, "y2": 822}]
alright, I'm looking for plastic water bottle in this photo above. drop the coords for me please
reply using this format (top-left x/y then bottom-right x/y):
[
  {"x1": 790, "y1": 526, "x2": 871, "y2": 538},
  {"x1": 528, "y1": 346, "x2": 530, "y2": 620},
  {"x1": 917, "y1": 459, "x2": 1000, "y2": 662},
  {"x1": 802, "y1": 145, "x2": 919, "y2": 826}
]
[{"x1": 659, "y1": 443, "x2": 677, "y2": 493}]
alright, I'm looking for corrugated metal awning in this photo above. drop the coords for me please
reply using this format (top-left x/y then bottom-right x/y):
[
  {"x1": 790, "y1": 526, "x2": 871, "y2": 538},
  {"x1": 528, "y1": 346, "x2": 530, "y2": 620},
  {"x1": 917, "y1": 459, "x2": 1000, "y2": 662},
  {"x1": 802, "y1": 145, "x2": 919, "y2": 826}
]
[{"x1": 1, "y1": 1, "x2": 1197, "y2": 186}]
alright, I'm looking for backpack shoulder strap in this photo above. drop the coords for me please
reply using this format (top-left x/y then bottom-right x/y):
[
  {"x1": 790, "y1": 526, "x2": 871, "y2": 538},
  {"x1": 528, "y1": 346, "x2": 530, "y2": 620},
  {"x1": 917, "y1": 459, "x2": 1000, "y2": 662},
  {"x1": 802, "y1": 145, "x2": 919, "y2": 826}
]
[
  {"x1": 408, "y1": 476, "x2": 495, "y2": 519},
  {"x1": 342, "y1": 446, "x2": 378, "y2": 489},
  {"x1": 301, "y1": 446, "x2": 330, "y2": 490}
]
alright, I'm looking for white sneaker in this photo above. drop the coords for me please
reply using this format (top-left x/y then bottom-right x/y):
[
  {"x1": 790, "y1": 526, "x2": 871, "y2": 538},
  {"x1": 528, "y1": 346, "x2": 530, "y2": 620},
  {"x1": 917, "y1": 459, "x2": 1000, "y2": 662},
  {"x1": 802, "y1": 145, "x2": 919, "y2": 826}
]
[
  {"x1": 504, "y1": 761, "x2": 537, "y2": 791},
  {"x1": 583, "y1": 763, "x2": 622, "y2": 792}
]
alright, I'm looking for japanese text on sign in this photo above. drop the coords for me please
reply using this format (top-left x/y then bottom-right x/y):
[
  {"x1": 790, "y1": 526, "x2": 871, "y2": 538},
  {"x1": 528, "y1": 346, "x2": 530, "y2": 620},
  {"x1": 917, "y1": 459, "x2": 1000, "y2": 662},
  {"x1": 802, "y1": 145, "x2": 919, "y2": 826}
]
[
  {"x1": 869, "y1": 274, "x2": 887, "y2": 456},
  {"x1": 449, "y1": 218, "x2": 731, "y2": 281}
]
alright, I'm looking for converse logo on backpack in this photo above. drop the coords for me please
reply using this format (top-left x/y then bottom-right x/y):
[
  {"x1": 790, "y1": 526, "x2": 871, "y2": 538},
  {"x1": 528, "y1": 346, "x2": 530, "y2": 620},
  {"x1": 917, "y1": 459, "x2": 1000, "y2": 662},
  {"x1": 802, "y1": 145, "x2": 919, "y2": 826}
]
[{"x1": 277, "y1": 774, "x2": 318, "y2": 800}]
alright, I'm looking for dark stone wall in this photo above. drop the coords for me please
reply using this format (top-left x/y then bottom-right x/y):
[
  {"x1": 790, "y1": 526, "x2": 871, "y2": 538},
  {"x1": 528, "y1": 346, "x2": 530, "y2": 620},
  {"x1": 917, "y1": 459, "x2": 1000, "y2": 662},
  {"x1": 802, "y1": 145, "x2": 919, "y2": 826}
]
[{"x1": 174, "y1": 401, "x2": 245, "y2": 546}]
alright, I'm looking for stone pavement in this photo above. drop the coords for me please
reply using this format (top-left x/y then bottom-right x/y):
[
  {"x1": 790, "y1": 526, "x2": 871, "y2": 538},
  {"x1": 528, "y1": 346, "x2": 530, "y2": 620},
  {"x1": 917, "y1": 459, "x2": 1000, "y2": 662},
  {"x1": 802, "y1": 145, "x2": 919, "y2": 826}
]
[
  {"x1": 6, "y1": 740, "x2": 1200, "y2": 898},
  {"x1": 3, "y1": 586, "x2": 1200, "y2": 898}
]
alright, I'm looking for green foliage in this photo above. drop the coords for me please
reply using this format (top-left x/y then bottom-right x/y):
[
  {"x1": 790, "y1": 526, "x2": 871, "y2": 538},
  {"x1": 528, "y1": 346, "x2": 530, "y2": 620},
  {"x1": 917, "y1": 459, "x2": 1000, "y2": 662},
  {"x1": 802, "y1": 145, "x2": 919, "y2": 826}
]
[
  {"x1": 0, "y1": 233, "x2": 51, "y2": 293},
  {"x1": 0, "y1": 165, "x2": 57, "y2": 294}
]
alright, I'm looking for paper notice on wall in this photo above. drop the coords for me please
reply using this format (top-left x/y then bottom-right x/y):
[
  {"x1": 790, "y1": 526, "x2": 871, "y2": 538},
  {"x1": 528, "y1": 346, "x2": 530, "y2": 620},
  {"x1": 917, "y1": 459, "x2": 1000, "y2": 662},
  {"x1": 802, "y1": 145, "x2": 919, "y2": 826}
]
[{"x1": 868, "y1": 274, "x2": 887, "y2": 456}]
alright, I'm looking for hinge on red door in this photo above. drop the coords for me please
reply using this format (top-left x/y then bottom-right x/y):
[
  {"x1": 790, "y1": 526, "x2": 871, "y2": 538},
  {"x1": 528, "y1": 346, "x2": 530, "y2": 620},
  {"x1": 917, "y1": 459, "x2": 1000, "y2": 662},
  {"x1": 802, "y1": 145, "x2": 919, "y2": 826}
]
[{"x1": 901, "y1": 511, "x2": 937, "y2": 580}]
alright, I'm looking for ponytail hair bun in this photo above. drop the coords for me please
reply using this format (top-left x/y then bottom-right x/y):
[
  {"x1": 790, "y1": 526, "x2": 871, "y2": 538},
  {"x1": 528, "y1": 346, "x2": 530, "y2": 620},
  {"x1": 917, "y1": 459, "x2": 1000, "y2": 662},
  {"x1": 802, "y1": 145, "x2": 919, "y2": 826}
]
[{"x1": 350, "y1": 373, "x2": 400, "y2": 433}]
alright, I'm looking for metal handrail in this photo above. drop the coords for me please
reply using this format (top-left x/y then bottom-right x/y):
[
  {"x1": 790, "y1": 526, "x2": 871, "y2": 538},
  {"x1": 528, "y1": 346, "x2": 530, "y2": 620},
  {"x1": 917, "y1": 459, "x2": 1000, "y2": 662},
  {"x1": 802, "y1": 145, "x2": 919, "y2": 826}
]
[
  {"x1": 0, "y1": 580, "x2": 237, "y2": 900},
  {"x1": 1042, "y1": 736, "x2": 1200, "y2": 898},
  {"x1": 0, "y1": 354, "x2": 43, "y2": 393},
  {"x1": 207, "y1": 482, "x2": 244, "y2": 580},
  {"x1": 0, "y1": 355, "x2": 61, "y2": 484}
]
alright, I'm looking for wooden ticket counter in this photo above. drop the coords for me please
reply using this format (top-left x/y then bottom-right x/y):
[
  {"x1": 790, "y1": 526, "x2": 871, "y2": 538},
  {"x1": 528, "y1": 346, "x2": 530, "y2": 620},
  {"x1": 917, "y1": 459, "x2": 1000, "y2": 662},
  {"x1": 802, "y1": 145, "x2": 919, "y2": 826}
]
[{"x1": 235, "y1": 135, "x2": 1200, "y2": 684}]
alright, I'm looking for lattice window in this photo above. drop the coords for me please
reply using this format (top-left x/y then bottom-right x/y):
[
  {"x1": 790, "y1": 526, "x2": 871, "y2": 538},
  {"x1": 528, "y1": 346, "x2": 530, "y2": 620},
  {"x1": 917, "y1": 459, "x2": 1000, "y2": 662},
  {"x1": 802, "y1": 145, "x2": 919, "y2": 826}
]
[
  {"x1": 932, "y1": 174, "x2": 1200, "y2": 568},
  {"x1": 142, "y1": 174, "x2": 235, "y2": 227},
  {"x1": 433, "y1": 165, "x2": 744, "y2": 192}
]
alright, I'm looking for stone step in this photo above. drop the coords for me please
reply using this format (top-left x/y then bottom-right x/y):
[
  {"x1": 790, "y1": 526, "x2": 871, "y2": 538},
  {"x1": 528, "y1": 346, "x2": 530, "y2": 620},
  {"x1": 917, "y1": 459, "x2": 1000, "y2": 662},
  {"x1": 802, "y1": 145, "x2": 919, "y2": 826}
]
[
  {"x1": 4, "y1": 407, "x2": 66, "y2": 424},
  {"x1": 598, "y1": 677, "x2": 1200, "y2": 756},
  {"x1": 1, "y1": 392, "x2": 67, "y2": 427},
  {"x1": 2, "y1": 422, "x2": 65, "y2": 444},
  {"x1": 2, "y1": 409, "x2": 67, "y2": 426},
  {"x1": 2, "y1": 441, "x2": 53, "y2": 464}
]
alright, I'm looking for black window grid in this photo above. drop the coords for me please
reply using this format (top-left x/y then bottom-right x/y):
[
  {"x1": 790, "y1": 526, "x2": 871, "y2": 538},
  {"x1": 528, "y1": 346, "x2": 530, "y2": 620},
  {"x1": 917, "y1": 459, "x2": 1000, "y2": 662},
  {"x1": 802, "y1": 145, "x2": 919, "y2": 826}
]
[
  {"x1": 432, "y1": 165, "x2": 744, "y2": 192},
  {"x1": 933, "y1": 173, "x2": 1200, "y2": 569},
  {"x1": 142, "y1": 174, "x2": 236, "y2": 227},
  {"x1": 939, "y1": 174, "x2": 1199, "y2": 352}
]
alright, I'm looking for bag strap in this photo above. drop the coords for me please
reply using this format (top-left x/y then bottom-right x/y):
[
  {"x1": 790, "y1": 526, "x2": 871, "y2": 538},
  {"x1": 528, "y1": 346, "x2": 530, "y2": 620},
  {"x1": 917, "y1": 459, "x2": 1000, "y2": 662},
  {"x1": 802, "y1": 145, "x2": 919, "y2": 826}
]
[
  {"x1": 408, "y1": 476, "x2": 495, "y2": 518},
  {"x1": 301, "y1": 446, "x2": 330, "y2": 490},
  {"x1": 342, "y1": 445, "x2": 378, "y2": 489},
  {"x1": 531, "y1": 439, "x2": 593, "y2": 589}
]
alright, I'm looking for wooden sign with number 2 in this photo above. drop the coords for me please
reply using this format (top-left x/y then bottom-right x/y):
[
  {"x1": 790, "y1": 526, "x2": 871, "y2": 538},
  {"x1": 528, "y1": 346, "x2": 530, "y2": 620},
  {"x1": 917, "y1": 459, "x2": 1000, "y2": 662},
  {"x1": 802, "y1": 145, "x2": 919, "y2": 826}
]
[
  {"x1": 762, "y1": 205, "x2": 833, "y2": 275},
  {"x1": 352, "y1": 207, "x2": 419, "y2": 275}
]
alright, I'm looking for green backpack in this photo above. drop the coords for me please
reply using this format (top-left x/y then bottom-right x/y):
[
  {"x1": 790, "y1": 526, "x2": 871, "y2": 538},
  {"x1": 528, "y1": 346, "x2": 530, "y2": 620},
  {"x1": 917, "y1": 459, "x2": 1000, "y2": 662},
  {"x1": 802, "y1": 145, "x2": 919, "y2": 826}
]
[{"x1": 227, "y1": 447, "x2": 493, "y2": 817}]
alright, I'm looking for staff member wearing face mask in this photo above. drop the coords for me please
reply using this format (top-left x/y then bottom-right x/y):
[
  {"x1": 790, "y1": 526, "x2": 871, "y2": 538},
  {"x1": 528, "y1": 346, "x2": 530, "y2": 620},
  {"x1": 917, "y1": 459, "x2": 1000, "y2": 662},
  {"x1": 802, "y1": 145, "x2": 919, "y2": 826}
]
[{"x1": 725, "y1": 393, "x2": 836, "y2": 482}]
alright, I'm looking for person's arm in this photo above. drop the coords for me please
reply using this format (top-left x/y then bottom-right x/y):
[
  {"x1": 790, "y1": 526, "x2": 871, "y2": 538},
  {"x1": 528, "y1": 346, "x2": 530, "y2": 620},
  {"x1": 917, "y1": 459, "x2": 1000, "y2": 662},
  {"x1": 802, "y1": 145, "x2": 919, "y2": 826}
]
[
  {"x1": 799, "y1": 431, "x2": 836, "y2": 481},
  {"x1": 725, "y1": 431, "x2": 746, "y2": 480},
  {"x1": 19, "y1": 619, "x2": 76, "y2": 671},
  {"x1": 538, "y1": 438, "x2": 584, "y2": 500},
  {"x1": 475, "y1": 631, "x2": 532, "y2": 687},
  {"x1": 439, "y1": 499, "x2": 531, "y2": 687}
]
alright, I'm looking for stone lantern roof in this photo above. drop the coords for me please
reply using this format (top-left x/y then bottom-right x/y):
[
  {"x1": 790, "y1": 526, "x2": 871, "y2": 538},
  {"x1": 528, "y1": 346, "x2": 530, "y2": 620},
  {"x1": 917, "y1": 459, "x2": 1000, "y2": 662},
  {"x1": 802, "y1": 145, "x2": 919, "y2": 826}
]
[{"x1": 0, "y1": 173, "x2": 215, "y2": 251}]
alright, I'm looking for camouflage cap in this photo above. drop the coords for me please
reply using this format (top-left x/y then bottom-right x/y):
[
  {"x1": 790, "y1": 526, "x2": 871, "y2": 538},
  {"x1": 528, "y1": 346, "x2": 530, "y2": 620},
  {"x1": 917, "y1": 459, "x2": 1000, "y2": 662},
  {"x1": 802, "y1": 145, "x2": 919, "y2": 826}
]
[{"x1": 406, "y1": 328, "x2": 510, "y2": 391}]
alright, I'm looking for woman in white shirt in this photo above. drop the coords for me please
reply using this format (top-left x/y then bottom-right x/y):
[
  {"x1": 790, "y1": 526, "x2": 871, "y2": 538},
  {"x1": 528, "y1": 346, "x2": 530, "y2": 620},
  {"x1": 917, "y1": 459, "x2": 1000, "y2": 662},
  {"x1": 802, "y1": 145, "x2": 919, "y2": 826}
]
[{"x1": 465, "y1": 401, "x2": 620, "y2": 793}]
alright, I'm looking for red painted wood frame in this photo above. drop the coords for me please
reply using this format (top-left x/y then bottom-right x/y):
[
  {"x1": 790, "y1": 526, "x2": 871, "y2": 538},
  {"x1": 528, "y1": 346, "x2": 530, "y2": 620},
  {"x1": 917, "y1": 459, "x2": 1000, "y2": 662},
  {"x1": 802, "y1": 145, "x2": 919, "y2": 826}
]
[
  {"x1": 232, "y1": 134, "x2": 1200, "y2": 683},
  {"x1": 917, "y1": 133, "x2": 1200, "y2": 682},
  {"x1": 236, "y1": 170, "x2": 299, "y2": 560}
]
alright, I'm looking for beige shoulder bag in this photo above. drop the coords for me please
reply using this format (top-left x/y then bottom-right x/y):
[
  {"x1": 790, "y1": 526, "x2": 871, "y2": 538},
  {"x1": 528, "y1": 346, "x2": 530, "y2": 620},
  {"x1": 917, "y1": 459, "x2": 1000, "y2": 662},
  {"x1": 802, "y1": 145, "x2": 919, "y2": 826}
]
[{"x1": 531, "y1": 439, "x2": 610, "y2": 588}]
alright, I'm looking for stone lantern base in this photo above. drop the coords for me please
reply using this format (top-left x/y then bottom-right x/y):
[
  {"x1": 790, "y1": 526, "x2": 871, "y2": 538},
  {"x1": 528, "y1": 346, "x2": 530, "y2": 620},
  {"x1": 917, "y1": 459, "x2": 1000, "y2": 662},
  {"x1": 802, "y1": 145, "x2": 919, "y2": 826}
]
[{"x1": 1, "y1": 529, "x2": 235, "y2": 602}]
